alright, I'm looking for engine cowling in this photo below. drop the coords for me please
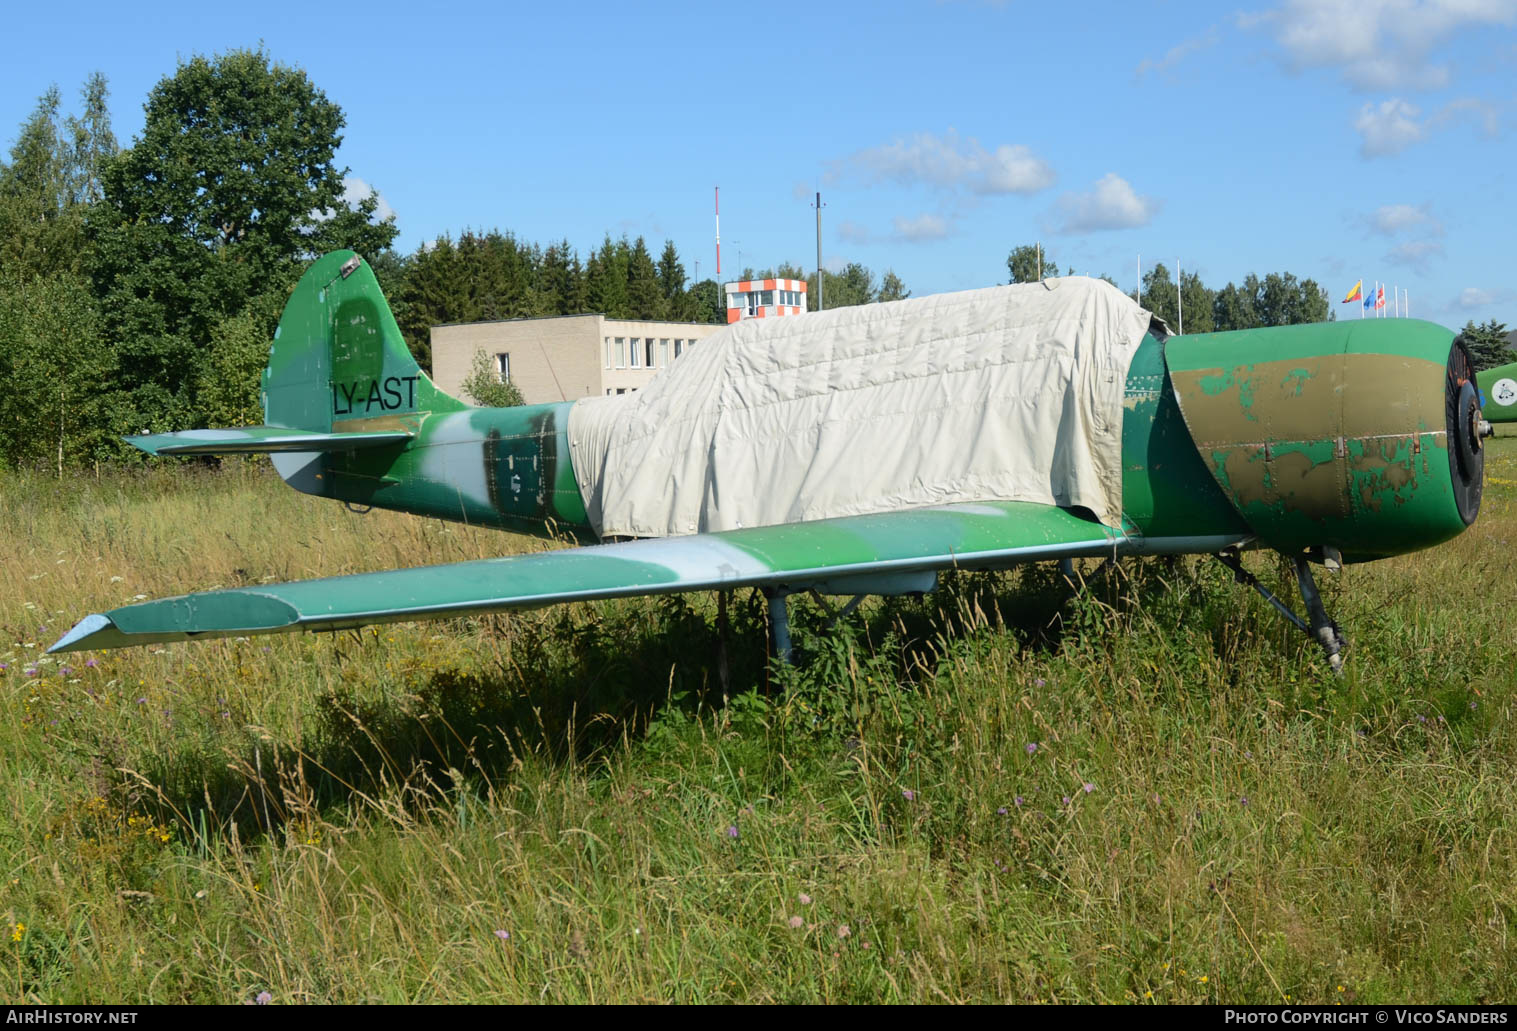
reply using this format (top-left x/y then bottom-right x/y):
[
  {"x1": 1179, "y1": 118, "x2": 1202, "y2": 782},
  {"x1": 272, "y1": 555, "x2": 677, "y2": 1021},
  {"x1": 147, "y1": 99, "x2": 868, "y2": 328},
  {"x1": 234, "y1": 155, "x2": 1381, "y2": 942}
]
[{"x1": 1165, "y1": 319, "x2": 1481, "y2": 563}]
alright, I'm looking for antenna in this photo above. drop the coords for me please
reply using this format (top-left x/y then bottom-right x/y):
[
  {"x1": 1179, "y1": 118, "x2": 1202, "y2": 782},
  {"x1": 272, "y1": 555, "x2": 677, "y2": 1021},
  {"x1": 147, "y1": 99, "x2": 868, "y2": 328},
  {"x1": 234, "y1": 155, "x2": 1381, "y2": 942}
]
[{"x1": 813, "y1": 191, "x2": 826, "y2": 311}]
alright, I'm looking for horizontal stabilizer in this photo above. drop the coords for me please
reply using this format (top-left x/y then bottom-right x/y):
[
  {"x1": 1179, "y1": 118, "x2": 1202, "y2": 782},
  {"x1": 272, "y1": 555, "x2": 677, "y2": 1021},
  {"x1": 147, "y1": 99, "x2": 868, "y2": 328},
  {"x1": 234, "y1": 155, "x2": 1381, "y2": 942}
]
[{"x1": 125, "y1": 426, "x2": 413, "y2": 456}]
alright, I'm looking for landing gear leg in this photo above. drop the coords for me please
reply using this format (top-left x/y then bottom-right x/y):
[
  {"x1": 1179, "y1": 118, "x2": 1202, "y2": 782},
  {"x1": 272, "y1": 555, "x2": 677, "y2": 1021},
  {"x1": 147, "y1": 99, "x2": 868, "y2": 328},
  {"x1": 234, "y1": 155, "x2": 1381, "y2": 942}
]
[
  {"x1": 764, "y1": 588, "x2": 793, "y2": 665},
  {"x1": 1292, "y1": 556, "x2": 1346, "y2": 676},
  {"x1": 1213, "y1": 549, "x2": 1346, "y2": 676}
]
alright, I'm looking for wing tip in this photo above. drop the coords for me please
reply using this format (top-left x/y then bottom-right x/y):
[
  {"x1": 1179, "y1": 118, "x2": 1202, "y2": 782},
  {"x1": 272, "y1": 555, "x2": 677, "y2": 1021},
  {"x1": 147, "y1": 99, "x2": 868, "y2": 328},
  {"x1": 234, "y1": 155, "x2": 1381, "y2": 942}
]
[{"x1": 48, "y1": 613, "x2": 115, "y2": 654}]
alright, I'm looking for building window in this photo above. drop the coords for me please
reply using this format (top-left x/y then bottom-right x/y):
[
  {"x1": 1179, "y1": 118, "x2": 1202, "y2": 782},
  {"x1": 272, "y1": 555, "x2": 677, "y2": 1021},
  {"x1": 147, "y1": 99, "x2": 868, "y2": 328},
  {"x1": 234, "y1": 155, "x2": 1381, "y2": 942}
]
[
  {"x1": 630, "y1": 337, "x2": 642, "y2": 368},
  {"x1": 616, "y1": 388, "x2": 626, "y2": 394},
  {"x1": 659, "y1": 338, "x2": 670, "y2": 367},
  {"x1": 674, "y1": 339, "x2": 683, "y2": 358},
  {"x1": 604, "y1": 337, "x2": 612, "y2": 369},
  {"x1": 495, "y1": 353, "x2": 511, "y2": 382},
  {"x1": 645, "y1": 339, "x2": 654, "y2": 368},
  {"x1": 615, "y1": 337, "x2": 626, "y2": 368}
]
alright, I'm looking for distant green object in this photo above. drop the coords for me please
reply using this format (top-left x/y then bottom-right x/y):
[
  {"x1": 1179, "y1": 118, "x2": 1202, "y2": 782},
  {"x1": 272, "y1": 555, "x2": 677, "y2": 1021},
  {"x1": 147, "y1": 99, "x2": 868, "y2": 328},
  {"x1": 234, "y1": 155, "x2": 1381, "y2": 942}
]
[
  {"x1": 50, "y1": 253, "x2": 1489, "y2": 674},
  {"x1": 1477, "y1": 361, "x2": 1517, "y2": 425}
]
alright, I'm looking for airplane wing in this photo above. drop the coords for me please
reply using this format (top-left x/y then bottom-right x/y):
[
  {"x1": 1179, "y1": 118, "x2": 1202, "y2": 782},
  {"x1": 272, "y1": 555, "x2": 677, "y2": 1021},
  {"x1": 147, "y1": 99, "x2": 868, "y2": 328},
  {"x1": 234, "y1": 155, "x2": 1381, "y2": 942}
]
[{"x1": 48, "y1": 500, "x2": 1184, "y2": 654}]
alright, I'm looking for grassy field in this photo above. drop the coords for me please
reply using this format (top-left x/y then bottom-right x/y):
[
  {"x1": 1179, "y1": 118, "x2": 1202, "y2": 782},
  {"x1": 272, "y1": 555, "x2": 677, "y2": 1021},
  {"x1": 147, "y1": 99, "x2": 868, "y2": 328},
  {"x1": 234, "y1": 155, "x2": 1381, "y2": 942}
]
[{"x1": 3, "y1": 443, "x2": 1517, "y2": 1004}]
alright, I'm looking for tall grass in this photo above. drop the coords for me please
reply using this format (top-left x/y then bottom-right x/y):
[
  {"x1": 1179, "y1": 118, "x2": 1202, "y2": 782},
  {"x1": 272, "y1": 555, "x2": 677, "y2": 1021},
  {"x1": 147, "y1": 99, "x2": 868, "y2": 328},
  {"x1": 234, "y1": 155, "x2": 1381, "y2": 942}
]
[{"x1": 2, "y1": 446, "x2": 1516, "y2": 1003}]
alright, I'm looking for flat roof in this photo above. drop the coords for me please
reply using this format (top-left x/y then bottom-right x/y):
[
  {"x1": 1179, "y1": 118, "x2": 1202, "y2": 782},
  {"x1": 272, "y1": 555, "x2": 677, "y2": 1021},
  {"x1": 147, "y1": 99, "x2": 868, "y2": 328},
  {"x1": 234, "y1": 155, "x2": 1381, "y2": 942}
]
[{"x1": 432, "y1": 312, "x2": 718, "y2": 330}]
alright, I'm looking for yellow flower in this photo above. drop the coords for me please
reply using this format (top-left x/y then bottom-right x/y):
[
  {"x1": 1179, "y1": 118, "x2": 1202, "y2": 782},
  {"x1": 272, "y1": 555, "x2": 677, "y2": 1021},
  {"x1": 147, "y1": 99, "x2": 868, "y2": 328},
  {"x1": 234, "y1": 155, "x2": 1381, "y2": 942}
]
[
  {"x1": 11, "y1": 923, "x2": 24, "y2": 942},
  {"x1": 1199, "y1": 975, "x2": 1209, "y2": 984},
  {"x1": 1337, "y1": 985, "x2": 1345, "y2": 992},
  {"x1": 1144, "y1": 990, "x2": 1153, "y2": 999}
]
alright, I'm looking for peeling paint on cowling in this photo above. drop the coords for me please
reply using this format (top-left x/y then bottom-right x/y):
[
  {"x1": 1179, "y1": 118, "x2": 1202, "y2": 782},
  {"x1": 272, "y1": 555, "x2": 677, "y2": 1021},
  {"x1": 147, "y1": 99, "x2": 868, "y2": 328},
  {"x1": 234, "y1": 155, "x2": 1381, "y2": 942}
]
[{"x1": 1166, "y1": 319, "x2": 1468, "y2": 560}]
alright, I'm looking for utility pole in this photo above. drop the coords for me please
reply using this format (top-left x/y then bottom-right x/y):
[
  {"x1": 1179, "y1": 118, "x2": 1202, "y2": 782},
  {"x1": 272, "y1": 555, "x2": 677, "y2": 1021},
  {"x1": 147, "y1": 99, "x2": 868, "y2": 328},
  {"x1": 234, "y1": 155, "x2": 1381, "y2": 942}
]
[{"x1": 814, "y1": 191, "x2": 826, "y2": 312}]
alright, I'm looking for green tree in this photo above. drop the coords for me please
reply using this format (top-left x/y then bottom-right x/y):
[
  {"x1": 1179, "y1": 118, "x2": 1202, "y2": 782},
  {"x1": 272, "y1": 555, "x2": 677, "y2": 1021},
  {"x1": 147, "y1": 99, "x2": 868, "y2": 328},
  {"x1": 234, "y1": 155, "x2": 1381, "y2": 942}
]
[
  {"x1": 626, "y1": 236, "x2": 664, "y2": 319},
  {"x1": 1459, "y1": 319, "x2": 1514, "y2": 372},
  {"x1": 460, "y1": 349, "x2": 525, "y2": 407},
  {"x1": 656, "y1": 240, "x2": 686, "y2": 303},
  {"x1": 89, "y1": 48, "x2": 396, "y2": 430},
  {"x1": 878, "y1": 270, "x2": 911, "y2": 302},
  {"x1": 0, "y1": 77, "x2": 115, "y2": 279},
  {"x1": 1140, "y1": 262, "x2": 1180, "y2": 328},
  {"x1": 1007, "y1": 243, "x2": 1058, "y2": 284},
  {"x1": 809, "y1": 263, "x2": 876, "y2": 310},
  {"x1": 0, "y1": 271, "x2": 118, "y2": 472}
]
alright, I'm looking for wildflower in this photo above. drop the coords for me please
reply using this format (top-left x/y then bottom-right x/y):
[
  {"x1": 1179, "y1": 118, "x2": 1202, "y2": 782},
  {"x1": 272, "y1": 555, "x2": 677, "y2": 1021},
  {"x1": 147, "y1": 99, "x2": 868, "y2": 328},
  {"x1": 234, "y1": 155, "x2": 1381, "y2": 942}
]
[
  {"x1": 726, "y1": 825, "x2": 739, "y2": 839},
  {"x1": 1198, "y1": 975, "x2": 1209, "y2": 984},
  {"x1": 494, "y1": 930, "x2": 510, "y2": 941},
  {"x1": 11, "y1": 923, "x2": 23, "y2": 942},
  {"x1": 837, "y1": 924, "x2": 850, "y2": 939},
  {"x1": 1025, "y1": 742, "x2": 1038, "y2": 755},
  {"x1": 1034, "y1": 678, "x2": 1046, "y2": 688},
  {"x1": 798, "y1": 893, "x2": 812, "y2": 906},
  {"x1": 1014, "y1": 796, "x2": 1024, "y2": 807},
  {"x1": 1083, "y1": 782, "x2": 1095, "y2": 794},
  {"x1": 788, "y1": 916, "x2": 804, "y2": 929},
  {"x1": 1062, "y1": 796, "x2": 1072, "y2": 805},
  {"x1": 1337, "y1": 985, "x2": 1345, "y2": 993},
  {"x1": 255, "y1": 991, "x2": 272, "y2": 1005},
  {"x1": 996, "y1": 806, "x2": 1008, "y2": 815},
  {"x1": 1416, "y1": 715, "x2": 1427, "y2": 724},
  {"x1": 85, "y1": 658, "x2": 97, "y2": 668},
  {"x1": 901, "y1": 789, "x2": 915, "y2": 801},
  {"x1": 1240, "y1": 797, "x2": 1249, "y2": 807},
  {"x1": 1144, "y1": 990, "x2": 1153, "y2": 999}
]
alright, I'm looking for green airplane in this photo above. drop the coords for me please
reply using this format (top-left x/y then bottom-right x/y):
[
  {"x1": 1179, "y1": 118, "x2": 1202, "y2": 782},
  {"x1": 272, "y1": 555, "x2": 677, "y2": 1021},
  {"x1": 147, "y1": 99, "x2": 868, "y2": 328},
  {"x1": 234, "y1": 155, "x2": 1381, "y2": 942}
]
[
  {"x1": 1477, "y1": 360, "x2": 1517, "y2": 427},
  {"x1": 49, "y1": 251, "x2": 1489, "y2": 673}
]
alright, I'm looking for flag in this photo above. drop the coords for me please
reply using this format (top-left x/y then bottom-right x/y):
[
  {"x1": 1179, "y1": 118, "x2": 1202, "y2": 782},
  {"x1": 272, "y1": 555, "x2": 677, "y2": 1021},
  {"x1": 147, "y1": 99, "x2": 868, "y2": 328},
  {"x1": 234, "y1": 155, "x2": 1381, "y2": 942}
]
[
  {"x1": 1342, "y1": 280, "x2": 1363, "y2": 303},
  {"x1": 1375, "y1": 285, "x2": 1386, "y2": 310},
  {"x1": 1363, "y1": 291, "x2": 1374, "y2": 311}
]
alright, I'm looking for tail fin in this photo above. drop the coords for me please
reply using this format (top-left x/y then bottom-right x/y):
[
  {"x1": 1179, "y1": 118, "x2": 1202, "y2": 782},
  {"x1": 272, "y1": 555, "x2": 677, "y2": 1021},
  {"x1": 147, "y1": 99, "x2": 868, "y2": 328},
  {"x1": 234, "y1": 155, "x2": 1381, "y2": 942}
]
[
  {"x1": 263, "y1": 250, "x2": 466, "y2": 431},
  {"x1": 124, "y1": 251, "x2": 468, "y2": 458}
]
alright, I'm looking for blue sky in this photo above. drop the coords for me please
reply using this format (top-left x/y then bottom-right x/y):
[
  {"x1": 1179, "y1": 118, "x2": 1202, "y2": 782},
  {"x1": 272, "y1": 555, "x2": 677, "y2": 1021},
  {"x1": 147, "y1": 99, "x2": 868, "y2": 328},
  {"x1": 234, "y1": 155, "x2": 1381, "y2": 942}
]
[{"x1": 3, "y1": 0, "x2": 1513, "y2": 327}]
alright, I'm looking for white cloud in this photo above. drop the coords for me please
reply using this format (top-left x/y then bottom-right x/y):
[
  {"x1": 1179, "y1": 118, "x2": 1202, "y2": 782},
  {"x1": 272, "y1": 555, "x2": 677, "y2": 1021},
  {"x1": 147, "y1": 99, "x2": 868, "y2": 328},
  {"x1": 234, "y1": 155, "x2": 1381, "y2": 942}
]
[
  {"x1": 1386, "y1": 239, "x2": 1445, "y2": 267},
  {"x1": 892, "y1": 213, "x2": 951, "y2": 241},
  {"x1": 1136, "y1": 26, "x2": 1222, "y2": 76},
  {"x1": 1367, "y1": 202, "x2": 1442, "y2": 235},
  {"x1": 1353, "y1": 95, "x2": 1505, "y2": 157},
  {"x1": 837, "y1": 220, "x2": 873, "y2": 244},
  {"x1": 1050, "y1": 174, "x2": 1159, "y2": 234},
  {"x1": 840, "y1": 130, "x2": 1055, "y2": 195},
  {"x1": 341, "y1": 176, "x2": 396, "y2": 223},
  {"x1": 1455, "y1": 286, "x2": 1515, "y2": 308},
  {"x1": 1243, "y1": 0, "x2": 1517, "y2": 90},
  {"x1": 1354, "y1": 98, "x2": 1426, "y2": 156}
]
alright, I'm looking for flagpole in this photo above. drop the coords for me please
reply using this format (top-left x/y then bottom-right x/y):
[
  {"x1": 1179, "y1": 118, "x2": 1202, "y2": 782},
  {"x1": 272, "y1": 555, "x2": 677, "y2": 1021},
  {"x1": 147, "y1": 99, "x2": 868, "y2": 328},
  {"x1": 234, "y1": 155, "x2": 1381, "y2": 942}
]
[{"x1": 1177, "y1": 258, "x2": 1183, "y2": 335}]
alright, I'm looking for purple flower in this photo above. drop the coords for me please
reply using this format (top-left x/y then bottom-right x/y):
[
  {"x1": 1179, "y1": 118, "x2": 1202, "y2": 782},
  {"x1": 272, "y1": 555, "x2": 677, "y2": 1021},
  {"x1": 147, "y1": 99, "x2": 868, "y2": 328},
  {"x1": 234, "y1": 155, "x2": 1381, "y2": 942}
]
[
  {"x1": 1014, "y1": 796, "x2": 1024, "y2": 807},
  {"x1": 798, "y1": 893, "x2": 812, "y2": 906},
  {"x1": 901, "y1": 789, "x2": 915, "y2": 802},
  {"x1": 996, "y1": 806, "x2": 1008, "y2": 815},
  {"x1": 1416, "y1": 715, "x2": 1427, "y2": 724},
  {"x1": 1062, "y1": 796, "x2": 1072, "y2": 805},
  {"x1": 788, "y1": 915, "x2": 804, "y2": 929},
  {"x1": 1240, "y1": 797, "x2": 1249, "y2": 807},
  {"x1": 494, "y1": 929, "x2": 510, "y2": 941},
  {"x1": 1025, "y1": 743, "x2": 1038, "y2": 755},
  {"x1": 1082, "y1": 783, "x2": 1095, "y2": 794},
  {"x1": 726, "y1": 825, "x2": 739, "y2": 839},
  {"x1": 1034, "y1": 678, "x2": 1046, "y2": 688},
  {"x1": 59, "y1": 667, "x2": 72, "y2": 677},
  {"x1": 84, "y1": 658, "x2": 97, "y2": 668},
  {"x1": 136, "y1": 697, "x2": 146, "y2": 705},
  {"x1": 255, "y1": 991, "x2": 272, "y2": 1005},
  {"x1": 837, "y1": 924, "x2": 851, "y2": 939}
]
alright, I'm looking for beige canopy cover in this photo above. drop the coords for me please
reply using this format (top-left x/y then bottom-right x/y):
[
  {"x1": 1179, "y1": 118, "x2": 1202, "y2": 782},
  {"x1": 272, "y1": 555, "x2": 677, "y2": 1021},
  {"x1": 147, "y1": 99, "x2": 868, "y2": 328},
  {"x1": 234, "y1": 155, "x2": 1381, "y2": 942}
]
[{"x1": 566, "y1": 276, "x2": 1154, "y2": 539}]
